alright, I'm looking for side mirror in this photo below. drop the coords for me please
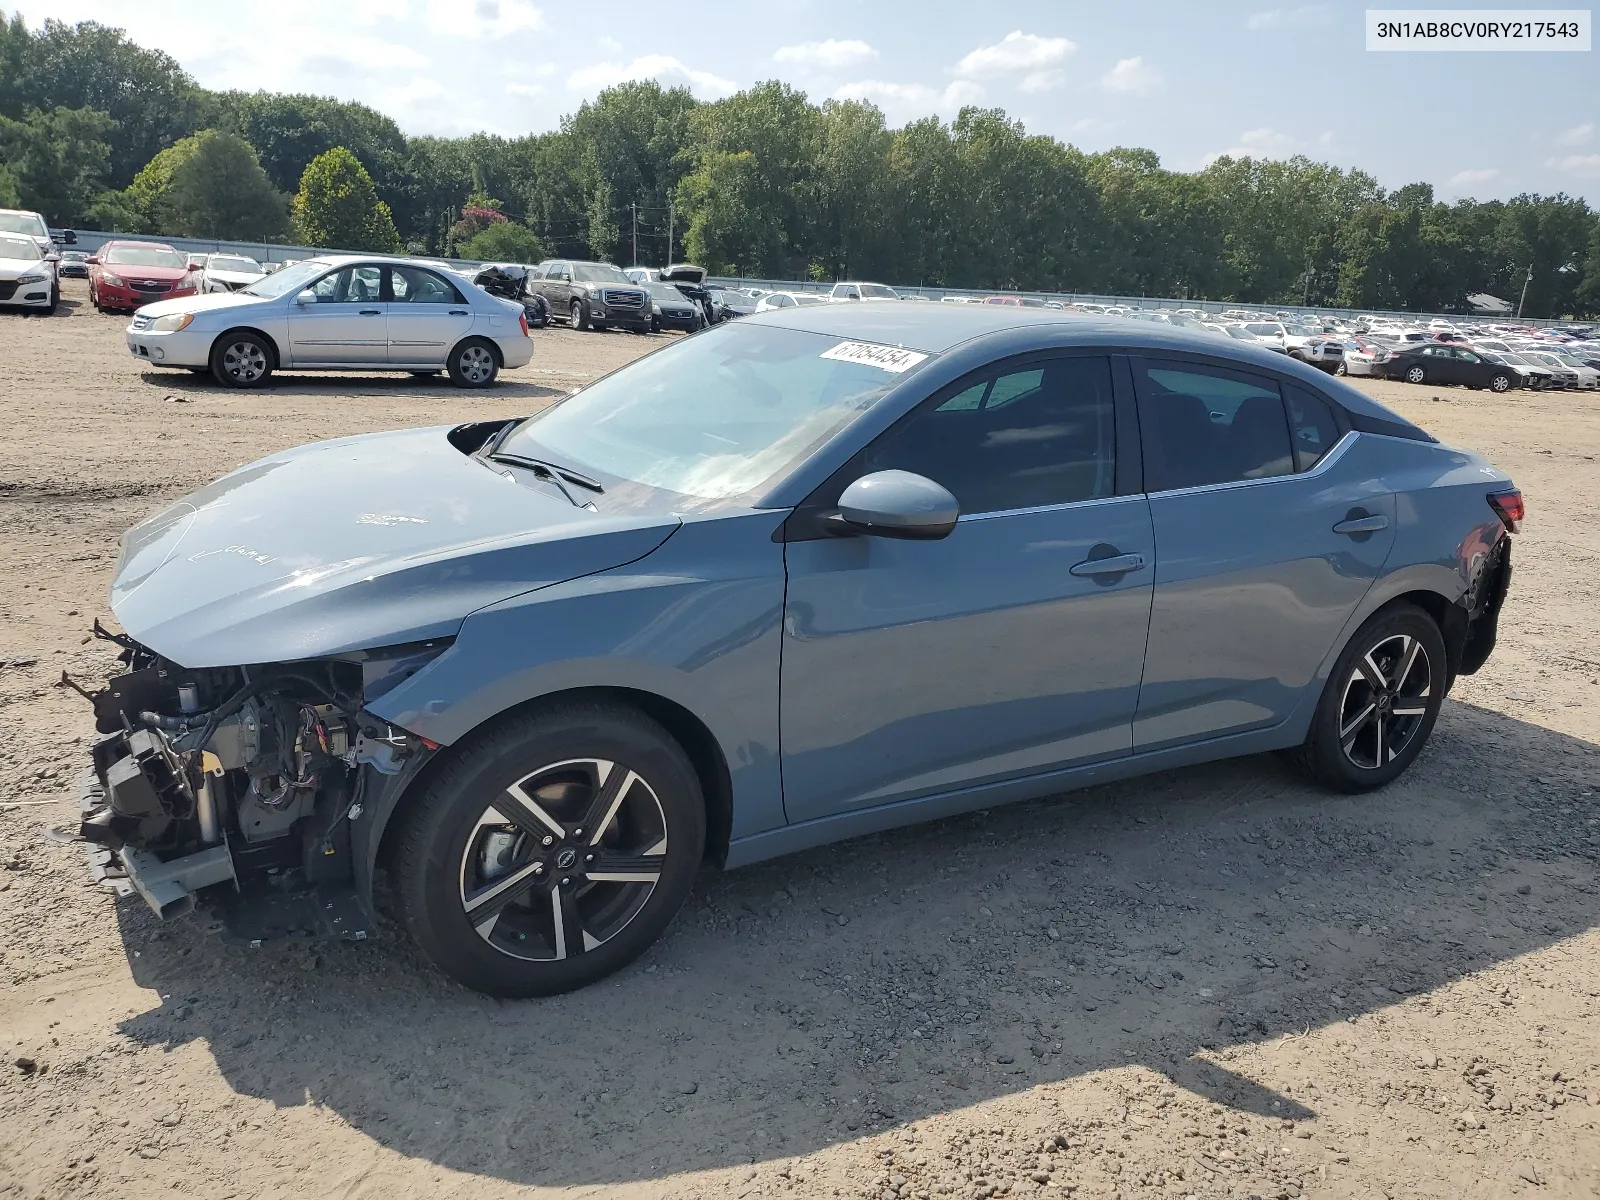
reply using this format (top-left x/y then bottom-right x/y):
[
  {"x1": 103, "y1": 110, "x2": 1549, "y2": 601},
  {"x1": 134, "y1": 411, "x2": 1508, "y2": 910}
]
[
  {"x1": 295, "y1": 289, "x2": 317, "y2": 305},
  {"x1": 86, "y1": 255, "x2": 101, "y2": 265},
  {"x1": 833, "y1": 470, "x2": 959, "y2": 541},
  {"x1": 186, "y1": 261, "x2": 200, "y2": 271}
]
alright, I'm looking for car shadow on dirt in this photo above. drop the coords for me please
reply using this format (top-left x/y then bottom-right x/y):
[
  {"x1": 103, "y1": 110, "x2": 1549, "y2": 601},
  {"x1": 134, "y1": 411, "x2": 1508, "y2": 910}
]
[
  {"x1": 111, "y1": 698, "x2": 1598, "y2": 1189},
  {"x1": 134, "y1": 369, "x2": 568, "y2": 402}
]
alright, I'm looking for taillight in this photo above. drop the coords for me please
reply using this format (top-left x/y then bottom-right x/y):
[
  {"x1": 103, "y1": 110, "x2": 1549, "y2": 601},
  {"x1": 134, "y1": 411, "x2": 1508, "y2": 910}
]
[
  {"x1": 1488, "y1": 488, "x2": 1524, "y2": 534},
  {"x1": 519, "y1": 310, "x2": 530, "y2": 336}
]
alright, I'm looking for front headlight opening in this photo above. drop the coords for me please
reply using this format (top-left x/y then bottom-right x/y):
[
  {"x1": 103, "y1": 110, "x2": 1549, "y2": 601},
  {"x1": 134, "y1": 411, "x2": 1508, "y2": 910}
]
[{"x1": 149, "y1": 313, "x2": 194, "y2": 332}]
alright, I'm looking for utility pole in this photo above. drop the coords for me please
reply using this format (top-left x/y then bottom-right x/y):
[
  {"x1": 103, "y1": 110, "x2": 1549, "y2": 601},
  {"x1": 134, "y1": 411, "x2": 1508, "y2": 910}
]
[
  {"x1": 630, "y1": 202, "x2": 638, "y2": 267},
  {"x1": 667, "y1": 201, "x2": 674, "y2": 267},
  {"x1": 1516, "y1": 263, "x2": 1533, "y2": 318}
]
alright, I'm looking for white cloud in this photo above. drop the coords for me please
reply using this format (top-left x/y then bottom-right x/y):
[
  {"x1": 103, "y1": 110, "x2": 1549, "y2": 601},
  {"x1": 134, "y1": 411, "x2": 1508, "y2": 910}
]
[
  {"x1": 597, "y1": 35, "x2": 624, "y2": 54},
  {"x1": 295, "y1": 38, "x2": 432, "y2": 79},
  {"x1": 953, "y1": 30, "x2": 1076, "y2": 79},
  {"x1": 1100, "y1": 56, "x2": 1161, "y2": 96},
  {"x1": 416, "y1": 0, "x2": 544, "y2": 38},
  {"x1": 1202, "y1": 127, "x2": 1298, "y2": 165},
  {"x1": 831, "y1": 79, "x2": 986, "y2": 121},
  {"x1": 567, "y1": 55, "x2": 738, "y2": 97},
  {"x1": 1448, "y1": 168, "x2": 1501, "y2": 185},
  {"x1": 1547, "y1": 153, "x2": 1600, "y2": 178},
  {"x1": 1245, "y1": 5, "x2": 1326, "y2": 30},
  {"x1": 1555, "y1": 122, "x2": 1594, "y2": 147},
  {"x1": 1018, "y1": 69, "x2": 1064, "y2": 93},
  {"x1": 773, "y1": 39, "x2": 877, "y2": 70},
  {"x1": 505, "y1": 81, "x2": 545, "y2": 97}
]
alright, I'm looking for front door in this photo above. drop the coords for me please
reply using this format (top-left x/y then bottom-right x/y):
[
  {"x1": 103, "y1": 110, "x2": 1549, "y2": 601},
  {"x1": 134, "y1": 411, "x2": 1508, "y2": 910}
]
[
  {"x1": 780, "y1": 354, "x2": 1154, "y2": 824},
  {"x1": 286, "y1": 264, "x2": 387, "y2": 364},
  {"x1": 384, "y1": 265, "x2": 473, "y2": 366},
  {"x1": 1129, "y1": 359, "x2": 1396, "y2": 750}
]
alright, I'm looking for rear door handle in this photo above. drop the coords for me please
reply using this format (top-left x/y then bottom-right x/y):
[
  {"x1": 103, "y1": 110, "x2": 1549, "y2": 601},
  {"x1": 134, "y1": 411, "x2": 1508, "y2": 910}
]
[
  {"x1": 449, "y1": 309, "x2": 469, "y2": 315},
  {"x1": 1070, "y1": 552, "x2": 1146, "y2": 577},
  {"x1": 359, "y1": 308, "x2": 382, "y2": 315},
  {"x1": 1333, "y1": 515, "x2": 1389, "y2": 535}
]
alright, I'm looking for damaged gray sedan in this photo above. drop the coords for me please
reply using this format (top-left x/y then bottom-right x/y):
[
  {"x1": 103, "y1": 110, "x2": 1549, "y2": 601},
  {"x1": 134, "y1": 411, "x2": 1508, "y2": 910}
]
[{"x1": 71, "y1": 305, "x2": 1517, "y2": 998}]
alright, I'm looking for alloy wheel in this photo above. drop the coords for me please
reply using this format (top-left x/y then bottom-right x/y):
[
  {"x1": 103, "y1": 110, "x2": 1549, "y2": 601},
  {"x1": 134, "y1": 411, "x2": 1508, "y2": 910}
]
[
  {"x1": 1491, "y1": 374, "x2": 1511, "y2": 393},
  {"x1": 221, "y1": 339, "x2": 267, "y2": 383},
  {"x1": 1405, "y1": 366, "x2": 1426, "y2": 384},
  {"x1": 1336, "y1": 633, "x2": 1431, "y2": 770},
  {"x1": 458, "y1": 758, "x2": 668, "y2": 962},
  {"x1": 458, "y1": 344, "x2": 495, "y2": 384}
]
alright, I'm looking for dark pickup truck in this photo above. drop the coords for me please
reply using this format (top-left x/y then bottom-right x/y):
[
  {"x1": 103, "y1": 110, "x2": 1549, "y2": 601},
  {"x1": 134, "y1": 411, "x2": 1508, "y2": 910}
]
[{"x1": 529, "y1": 259, "x2": 650, "y2": 333}]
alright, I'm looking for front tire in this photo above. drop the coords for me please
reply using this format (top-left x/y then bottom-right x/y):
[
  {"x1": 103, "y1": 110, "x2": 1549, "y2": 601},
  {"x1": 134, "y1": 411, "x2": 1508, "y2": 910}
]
[
  {"x1": 447, "y1": 338, "x2": 499, "y2": 388},
  {"x1": 1488, "y1": 373, "x2": 1512, "y2": 393},
  {"x1": 1335, "y1": 361, "x2": 1348, "y2": 376},
  {"x1": 1404, "y1": 365, "x2": 1427, "y2": 385},
  {"x1": 209, "y1": 330, "x2": 274, "y2": 388},
  {"x1": 569, "y1": 299, "x2": 589, "y2": 331},
  {"x1": 1297, "y1": 604, "x2": 1447, "y2": 793},
  {"x1": 392, "y1": 702, "x2": 706, "y2": 997}
]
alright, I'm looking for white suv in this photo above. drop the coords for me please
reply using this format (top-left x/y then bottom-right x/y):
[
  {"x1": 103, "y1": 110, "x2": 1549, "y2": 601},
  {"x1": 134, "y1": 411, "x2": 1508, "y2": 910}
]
[{"x1": 829, "y1": 281, "x2": 900, "y2": 301}]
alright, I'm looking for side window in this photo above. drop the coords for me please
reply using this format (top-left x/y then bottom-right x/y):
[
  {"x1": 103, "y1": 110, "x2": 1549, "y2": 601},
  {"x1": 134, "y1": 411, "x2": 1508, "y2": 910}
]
[
  {"x1": 1135, "y1": 362, "x2": 1293, "y2": 491},
  {"x1": 1284, "y1": 384, "x2": 1343, "y2": 473},
  {"x1": 309, "y1": 265, "x2": 381, "y2": 303},
  {"x1": 861, "y1": 356, "x2": 1117, "y2": 515},
  {"x1": 389, "y1": 266, "x2": 463, "y2": 304},
  {"x1": 1455, "y1": 349, "x2": 1480, "y2": 363}
]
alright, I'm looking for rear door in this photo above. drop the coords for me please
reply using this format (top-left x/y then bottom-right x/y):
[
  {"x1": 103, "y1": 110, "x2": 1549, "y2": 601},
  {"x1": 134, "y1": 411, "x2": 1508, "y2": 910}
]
[
  {"x1": 384, "y1": 265, "x2": 473, "y2": 366},
  {"x1": 285, "y1": 264, "x2": 387, "y2": 364},
  {"x1": 1130, "y1": 359, "x2": 1396, "y2": 750}
]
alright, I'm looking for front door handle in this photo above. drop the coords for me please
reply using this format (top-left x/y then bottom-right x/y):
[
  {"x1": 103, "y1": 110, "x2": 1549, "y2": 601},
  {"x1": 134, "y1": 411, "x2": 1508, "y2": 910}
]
[
  {"x1": 1070, "y1": 552, "x2": 1146, "y2": 577},
  {"x1": 1333, "y1": 515, "x2": 1389, "y2": 535},
  {"x1": 449, "y1": 309, "x2": 469, "y2": 315},
  {"x1": 359, "y1": 308, "x2": 382, "y2": 315}
]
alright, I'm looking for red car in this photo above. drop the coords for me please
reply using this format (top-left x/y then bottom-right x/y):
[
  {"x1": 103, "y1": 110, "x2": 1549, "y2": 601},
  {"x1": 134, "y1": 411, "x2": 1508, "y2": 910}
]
[{"x1": 88, "y1": 240, "x2": 200, "y2": 313}]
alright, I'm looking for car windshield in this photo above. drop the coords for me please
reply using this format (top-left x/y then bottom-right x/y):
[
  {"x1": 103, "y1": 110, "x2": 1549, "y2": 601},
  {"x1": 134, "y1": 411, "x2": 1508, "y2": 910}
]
[
  {"x1": 794, "y1": 294, "x2": 826, "y2": 306},
  {"x1": 1244, "y1": 323, "x2": 1280, "y2": 335},
  {"x1": 103, "y1": 244, "x2": 187, "y2": 268},
  {"x1": 1224, "y1": 326, "x2": 1254, "y2": 339},
  {"x1": 645, "y1": 283, "x2": 689, "y2": 302},
  {"x1": 0, "y1": 212, "x2": 47, "y2": 237},
  {"x1": 498, "y1": 323, "x2": 913, "y2": 502},
  {"x1": 209, "y1": 256, "x2": 262, "y2": 273},
  {"x1": 239, "y1": 259, "x2": 330, "y2": 298},
  {"x1": 859, "y1": 284, "x2": 898, "y2": 299},
  {"x1": 1496, "y1": 352, "x2": 1533, "y2": 366},
  {"x1": 573, "y1": 263, "x2": 631, "y2": 283},
  {"x1": 0, "y1": 235, "x2": 41, "y2": 261},
  {"x1": 1286, "y1": 325, "x2": 1319, "y2": 336}
]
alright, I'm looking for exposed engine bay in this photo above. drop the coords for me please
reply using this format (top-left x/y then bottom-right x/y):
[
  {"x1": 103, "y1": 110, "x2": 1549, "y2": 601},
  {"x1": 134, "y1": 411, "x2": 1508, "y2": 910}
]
[{"x1": 68, "y1": 624, "x2": 446, "y2": 940}]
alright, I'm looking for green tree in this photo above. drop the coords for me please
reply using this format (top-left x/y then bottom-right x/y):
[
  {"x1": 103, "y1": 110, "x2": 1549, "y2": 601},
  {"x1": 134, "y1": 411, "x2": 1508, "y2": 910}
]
[
  {"x1": 164, "y1": 130, "x2": 287, "y2": 240},
  {"x1": 0, "y1": 18, "x2": 201, "y2": 187},
  {"x1": 458, "y1": 219, "x2": 545, "y2": 263},
  {"x1": 0, "y1": 105, "x2": 115, "y2": 224},
  {"x1": 291, "y1": 147, "x2": 400, "y2": 251},
  {"x1": 0, "y1": 160, "x2": 19, "y2": 207}
]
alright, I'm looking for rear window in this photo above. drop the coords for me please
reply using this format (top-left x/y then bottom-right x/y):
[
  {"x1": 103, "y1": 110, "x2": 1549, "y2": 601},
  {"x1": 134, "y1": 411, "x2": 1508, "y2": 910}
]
[{"x1": 0, "y1": 211, "x2": 46, "y2": 237}]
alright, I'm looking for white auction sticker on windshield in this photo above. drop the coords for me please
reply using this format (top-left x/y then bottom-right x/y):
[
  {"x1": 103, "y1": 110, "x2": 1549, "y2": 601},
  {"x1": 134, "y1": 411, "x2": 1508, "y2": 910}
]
[{"x1": 820, "y1": 340, "x2": 929, "y2": 373}]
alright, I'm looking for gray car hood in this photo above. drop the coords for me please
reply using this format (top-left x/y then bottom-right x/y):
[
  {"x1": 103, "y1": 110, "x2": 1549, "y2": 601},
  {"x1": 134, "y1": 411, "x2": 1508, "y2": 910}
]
[{"x1": 111, "y1": 426, "x2": 681, "y2": 667}]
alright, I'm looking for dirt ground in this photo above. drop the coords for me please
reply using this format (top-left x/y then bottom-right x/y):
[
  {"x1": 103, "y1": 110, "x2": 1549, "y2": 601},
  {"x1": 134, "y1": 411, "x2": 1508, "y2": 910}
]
[{"x1": 1, "y1": 281, "x2": 1597, "y2": 1200}]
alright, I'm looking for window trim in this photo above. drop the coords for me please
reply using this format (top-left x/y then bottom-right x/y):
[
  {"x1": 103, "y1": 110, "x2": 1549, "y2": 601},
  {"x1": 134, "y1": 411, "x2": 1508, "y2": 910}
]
[
  {"x1": 1129, "y1": 354, "x2": 1304, "y2": 496},
  {"x1": 1138, "y1": 430, "x2": 1356, "y2": 500},
  {"x1": 780, "y1": 348, "x2": 1136, "y2": 541}
]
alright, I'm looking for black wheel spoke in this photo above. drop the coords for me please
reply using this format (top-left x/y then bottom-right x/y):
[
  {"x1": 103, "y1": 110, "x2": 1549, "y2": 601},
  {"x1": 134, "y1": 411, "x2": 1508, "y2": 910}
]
[
  {"x1": 1358, "y1": 651, "x2": 1389, "y2": 692},
  {"x1": 552, "y1": 884, "x2": 590, "y2": 959},
  {"x1": 501, "y1": 780, "x2": 567, "y2": 840},
  {"x1": 586, "y1": 847, "x2": 666, "y2": 884},
  {"x1": 576, "y1": 761, "x2": 632, "y2": 844},
  {"x1": 465, "y1": 858, "x2": 544, "y2": 926},
  {"x1": 1339, "y1": 702, "x2": 1377, "y2": 743}
]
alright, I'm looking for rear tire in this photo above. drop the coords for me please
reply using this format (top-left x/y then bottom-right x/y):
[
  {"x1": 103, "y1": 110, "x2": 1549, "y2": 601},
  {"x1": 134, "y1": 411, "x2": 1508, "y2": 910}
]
[
  {"x1": 392, "y1": 702, "x2": 706, "y2": 997},
  {"x1": 1404, "y1": 365, "x2": 1426, "y2": 385},
  {"x1": 447, "y1": 338, "x2": 499, "y2": 388},
  {"x1": 208, "y1": 330, "x2": 274, "y2": 388},
  {"x1": 1296, "y1": 603, "x2": 1447, "y2": 793}
]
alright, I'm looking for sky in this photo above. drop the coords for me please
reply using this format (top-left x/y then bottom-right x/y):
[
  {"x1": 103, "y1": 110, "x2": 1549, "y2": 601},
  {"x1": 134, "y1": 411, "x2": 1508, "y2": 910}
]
[{"x1": 13, "y1": 0, "x2": 1598, "y2": 203}]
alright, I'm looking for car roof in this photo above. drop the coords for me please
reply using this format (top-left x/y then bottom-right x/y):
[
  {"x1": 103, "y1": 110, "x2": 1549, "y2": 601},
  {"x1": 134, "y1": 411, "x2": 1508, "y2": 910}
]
[{"x1": 102, "y1": 238, "x2": 181, "y2": 249}]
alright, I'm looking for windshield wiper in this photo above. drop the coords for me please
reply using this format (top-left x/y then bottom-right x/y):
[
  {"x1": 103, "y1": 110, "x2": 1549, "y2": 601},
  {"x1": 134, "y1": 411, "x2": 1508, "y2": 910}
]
[{"x1": 487, "y1": 452, "x2": 605, "y2": 505}]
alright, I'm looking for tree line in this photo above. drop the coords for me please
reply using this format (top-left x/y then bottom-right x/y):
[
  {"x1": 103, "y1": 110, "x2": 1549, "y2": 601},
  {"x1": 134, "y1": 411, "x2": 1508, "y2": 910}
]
[{"x1": 3, "y1": 14, "x2": 1598, "y2": 316}]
